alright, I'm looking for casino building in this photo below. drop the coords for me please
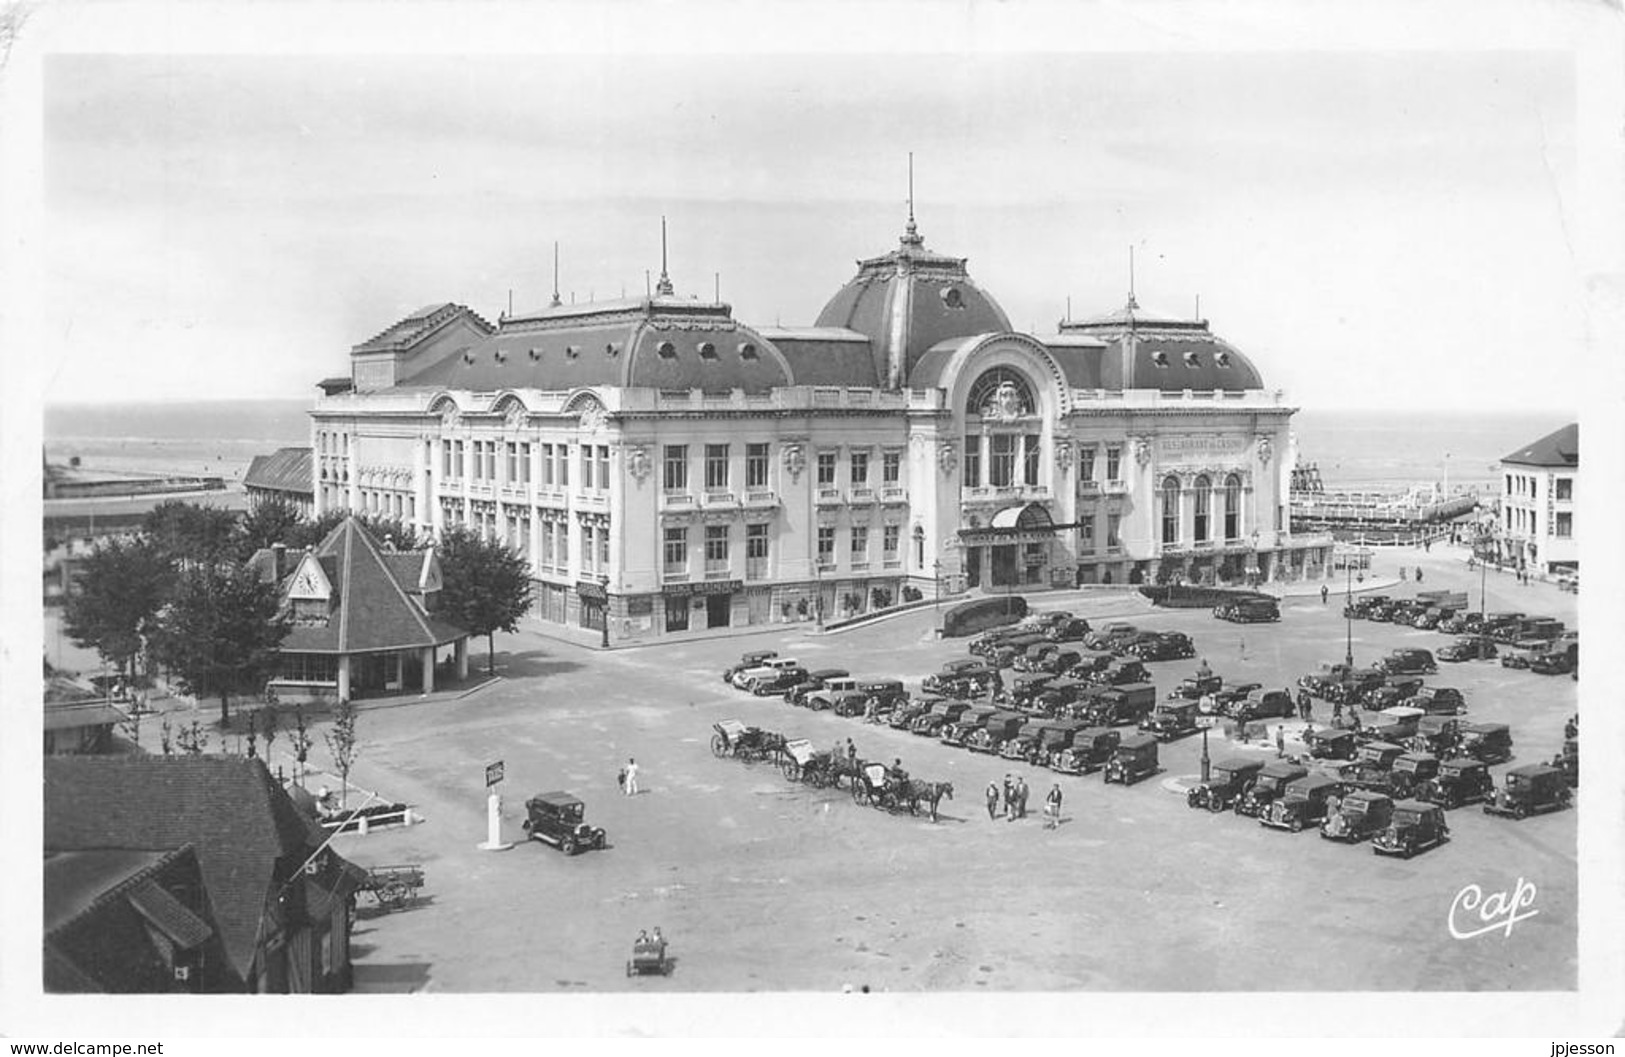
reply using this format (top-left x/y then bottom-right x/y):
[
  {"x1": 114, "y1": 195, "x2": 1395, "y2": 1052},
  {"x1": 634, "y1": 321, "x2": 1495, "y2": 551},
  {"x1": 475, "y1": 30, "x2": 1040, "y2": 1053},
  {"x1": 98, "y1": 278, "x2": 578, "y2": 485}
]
[{"x1": 309, "y1": 213, "x2": 1332, "y2": 642}]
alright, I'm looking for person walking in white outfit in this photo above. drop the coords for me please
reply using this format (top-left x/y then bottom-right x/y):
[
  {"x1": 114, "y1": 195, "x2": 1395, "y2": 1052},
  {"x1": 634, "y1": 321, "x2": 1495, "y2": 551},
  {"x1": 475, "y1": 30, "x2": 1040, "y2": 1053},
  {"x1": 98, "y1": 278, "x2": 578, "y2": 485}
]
[{"x1": 624, "y1": 757, "x2": 639, "y2": 796}]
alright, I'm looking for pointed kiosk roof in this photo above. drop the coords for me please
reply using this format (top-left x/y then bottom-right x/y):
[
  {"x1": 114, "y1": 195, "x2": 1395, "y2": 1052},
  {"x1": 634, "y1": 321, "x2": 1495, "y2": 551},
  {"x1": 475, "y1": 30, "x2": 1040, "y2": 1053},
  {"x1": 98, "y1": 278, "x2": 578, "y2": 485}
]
[{"x1": 280, "y1": 517, "x2": 466, "y2": 655}]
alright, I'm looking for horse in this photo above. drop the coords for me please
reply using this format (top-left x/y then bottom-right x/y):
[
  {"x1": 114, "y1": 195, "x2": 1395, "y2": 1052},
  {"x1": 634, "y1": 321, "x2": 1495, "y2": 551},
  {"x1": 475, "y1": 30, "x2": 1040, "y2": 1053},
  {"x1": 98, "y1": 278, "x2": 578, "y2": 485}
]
[
  {"x1": 826, "y1": 754, "x2": 864, "y2": 791},
  {"x1": 902, "y1": 780, "x2": 954, "y2": 821}
]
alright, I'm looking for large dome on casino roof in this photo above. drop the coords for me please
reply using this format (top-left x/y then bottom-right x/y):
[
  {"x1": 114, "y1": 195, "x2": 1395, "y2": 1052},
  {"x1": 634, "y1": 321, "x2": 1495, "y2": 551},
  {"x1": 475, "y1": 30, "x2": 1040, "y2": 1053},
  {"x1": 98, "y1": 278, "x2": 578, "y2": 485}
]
[
  {"x1": 1059, "y1": 295, "x2": 1267, "y2": 391},
  {"x1": 814, "y1": 217, "x2": 1012, "y2": 389}
]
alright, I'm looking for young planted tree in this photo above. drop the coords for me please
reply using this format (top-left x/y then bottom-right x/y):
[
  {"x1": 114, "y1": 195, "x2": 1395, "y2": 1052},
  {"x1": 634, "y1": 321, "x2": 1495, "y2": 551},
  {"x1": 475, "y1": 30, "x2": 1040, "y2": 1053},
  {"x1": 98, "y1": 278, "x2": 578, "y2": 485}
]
[
  {"x1": 62, "y1": 536, "x2": 173, "y2": 685},
  {"x1": 433, "y1": 525, "x2": 535, "y2": 676},
  {"x1": 323, "y1": 699, "x2": 359, "y2": 808},
  {"x1": 290, "y1": 705, "x2": 313, "y2": 785},
  {"x1": 176, "y1": 718, "x2": 210, "y2": 756},
  {"x1": 149, "y1": 562, "x2": 291, "y2": 726}
]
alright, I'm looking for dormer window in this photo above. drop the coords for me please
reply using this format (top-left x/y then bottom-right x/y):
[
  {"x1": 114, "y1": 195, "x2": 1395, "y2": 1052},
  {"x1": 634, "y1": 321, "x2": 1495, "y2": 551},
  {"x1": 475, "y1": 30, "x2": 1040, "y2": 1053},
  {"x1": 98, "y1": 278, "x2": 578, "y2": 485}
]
[
  {"x1": 528, "y1": 347, "x2": 542, "y2": 361},
  {"x1": 656, "y1": 341, "x2": 677, "y2": 360},
  {"x1": 698, "y1": 341, "x2": 718, "y2": 361},
  {"x1": 941, "y1": 286, "x2": 964, "y2": 309},
  {"x1": 606, "y1": 342, "x2": 621, "y2": 358},
  {"x1": 1215, "y1": 351, "x2": 1232, "y2": 368},
  {"x1": 1151, "y1": 351, "x2": 1170, "y2": 368},
  {"x1": 739, "y1": 342, "x2": 759, "y2": 361},
  {"x1": 462, "y1": 350, "x2": 476, "y2": 365},
  {"x1": 494, "y1": 349, "x2": 507, "y2": 364},
  {"x1": 565, "y1": 345, "x2": 580, "y2": 360},
  {"x1": 1183, "y1": 351, "x2": 1200, "y2": 368}
]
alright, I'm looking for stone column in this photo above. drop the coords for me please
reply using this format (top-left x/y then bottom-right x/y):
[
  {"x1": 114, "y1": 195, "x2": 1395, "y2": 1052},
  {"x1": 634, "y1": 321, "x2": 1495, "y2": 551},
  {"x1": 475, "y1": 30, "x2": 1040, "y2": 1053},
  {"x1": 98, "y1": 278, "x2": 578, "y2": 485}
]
[
  {"x1": 337, "y1": 655, "x2": 352, "y2": 703},
  {"x1": 422, "y1": 646, "x2": 436, "y2": 694},
  {"x1": 455, "y1": 638, "x2": 469, "y2": 680}
]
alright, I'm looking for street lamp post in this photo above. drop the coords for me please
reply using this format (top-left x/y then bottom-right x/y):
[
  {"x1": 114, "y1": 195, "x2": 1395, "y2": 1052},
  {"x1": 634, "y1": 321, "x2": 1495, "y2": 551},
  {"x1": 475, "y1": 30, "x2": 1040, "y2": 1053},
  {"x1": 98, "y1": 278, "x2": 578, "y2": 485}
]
[
  {"x1": 1344, "y1": 557, "x2": 1354, "y2": 668},
  {"x1": 814, "y1": 556, "x2": 823, "y2": 631},
  {"x1": 599, "y1": 573, "x2": 610, "y2": 650},
  {"x1": 933, "y1": 558, "x2": 942, "y2": 616},
  {"x1": 1200, "y1": 726, "x2": 1211, "y2": 783}
]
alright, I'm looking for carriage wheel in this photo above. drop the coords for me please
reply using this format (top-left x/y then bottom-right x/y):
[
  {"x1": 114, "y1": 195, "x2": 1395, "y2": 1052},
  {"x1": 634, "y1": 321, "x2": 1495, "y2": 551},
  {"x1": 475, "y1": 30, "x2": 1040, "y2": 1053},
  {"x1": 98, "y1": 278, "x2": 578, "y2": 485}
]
[
  {"x1": 780, "y1": 757, "x2": 801, "y2": 782},
  {"x1": 809, "y1": 768, "x2": 828, "y2": 789},
  {"x1": 852, "y1": 783, "x2": 868, "y2": 805},
  {"x1": 710, "y1": 735, "x2": 728, "y2": 758}
]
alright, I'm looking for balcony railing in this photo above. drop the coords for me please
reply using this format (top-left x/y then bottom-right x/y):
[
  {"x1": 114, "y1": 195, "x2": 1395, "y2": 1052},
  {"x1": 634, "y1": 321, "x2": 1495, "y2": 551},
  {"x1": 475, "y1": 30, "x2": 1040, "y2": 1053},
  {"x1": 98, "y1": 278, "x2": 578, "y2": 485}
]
[
  {"x1": 1103, "y1": 480, "x2": 1128, "y2": 494},
  {"x1": 850, "y1": 486, "x2": 876, "y2": 502},
  {"x1": 816, "y1": 487, "x2": 843, "y2": 504},
  {"x1": 705, "y1": 563, "x2": 733, "y2": 580},
  {"x1": 662, "y1": 568, "x2": 689, "y2": 583},
  {"x1": 744, "y1": 489, "x2": 779, "y2": 506},
  {"x1": 703, "y1": 490, "x2": 737, "y2": 506},
  {"x1": 881, "y1": 485, "x2": 907, "y2": 503},
  {"x1": 1078, "y1": 480, "x2": 1100, "y2": 493},
  {"x1": 662, "y1": 491, "x2": 696, "y2": 506}
]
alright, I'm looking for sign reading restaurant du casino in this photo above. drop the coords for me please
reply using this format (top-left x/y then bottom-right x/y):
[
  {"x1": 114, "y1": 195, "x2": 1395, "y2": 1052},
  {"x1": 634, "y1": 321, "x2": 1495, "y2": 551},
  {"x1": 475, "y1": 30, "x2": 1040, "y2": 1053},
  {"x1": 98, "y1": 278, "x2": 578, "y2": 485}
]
[{"x1": 1157, "y1": 435, "x2": 1253, "y2": 463}]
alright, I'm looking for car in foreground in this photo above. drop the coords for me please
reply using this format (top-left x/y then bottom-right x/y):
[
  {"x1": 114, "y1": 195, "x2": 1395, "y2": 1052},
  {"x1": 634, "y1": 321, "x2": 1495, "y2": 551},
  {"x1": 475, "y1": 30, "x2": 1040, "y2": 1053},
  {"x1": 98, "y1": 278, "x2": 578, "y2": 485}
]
[
  {"x1": 722, "y1": 650, "x2": 779, "y2": 684},
  {"x1": 522, "y1": 791, "x2": 607, "y2": 855},
  {"x1": 1187, "y1": 756, "x2": 1265, "y2": 812},
  {"x1": 1103, "y1": 734, "x2": 1160, "y2": 785},
  {"x1": 1260, "y1": 774, "x2": 1345, "y2": 832},
  {"x1": 1236, "y1": 761, "x2": 1310, "y2": 818},
  {"x1": 1484, "y1": 764, "x2": 1572, "y2": 819},
  {"x1": 1320, "y1": 790, "x2": 1394, "y2": 843},
  {"x1": 911, "y1": 699, "x2": 973, "y2": 737},
  {"x1": 1416, "y1": 757, "x2": 1494, "y2": 809},
  {"x1": 1457, "y1": 722, "x2": 1513, "y2": 765},
  {"x1": 1214, "y1": 597, "x2": 1280, "y2": 623},
  {"x1": 1372, "y1": 800, "x2": 1450, "y2": 858},
  {"x1": 1377, "y1": 648, "x2": 1437, "y2": 676},
  {"x1": 1049, "y1": 727, "x2": 1121, "y2": 775},
  {"x1": 1139, "y1": 699, "x2": 1202, "y2": 741},
  {"x1": 1438, "y1": 637, "x2": 1496, "y2": 663}
]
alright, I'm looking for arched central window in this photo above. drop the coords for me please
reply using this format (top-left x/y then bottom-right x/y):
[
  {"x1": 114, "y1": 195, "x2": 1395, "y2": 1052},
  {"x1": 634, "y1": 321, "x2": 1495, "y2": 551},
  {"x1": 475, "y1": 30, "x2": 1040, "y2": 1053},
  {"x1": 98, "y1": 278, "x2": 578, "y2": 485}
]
[
  {"x1": 1224, "y1": 474, "x2": 1242, "y2": 540},
  {"x1": 1161, "y1": 475, "x2": 1181, "y2": 545},
  {"x1": 1193, "y1": 474, "x2": 1212, "y2": 542},
  {"x1": 966, "y1": 368, "x2": 1036, "y2": 420}
]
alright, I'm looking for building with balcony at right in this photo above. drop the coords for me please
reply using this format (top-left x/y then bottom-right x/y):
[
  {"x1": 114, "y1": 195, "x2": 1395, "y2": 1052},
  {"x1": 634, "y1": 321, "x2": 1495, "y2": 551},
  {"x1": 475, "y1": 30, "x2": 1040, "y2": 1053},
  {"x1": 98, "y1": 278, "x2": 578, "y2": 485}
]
[{"x1": 1496, "y1": 422, "x2": 1577, "y2": 577}]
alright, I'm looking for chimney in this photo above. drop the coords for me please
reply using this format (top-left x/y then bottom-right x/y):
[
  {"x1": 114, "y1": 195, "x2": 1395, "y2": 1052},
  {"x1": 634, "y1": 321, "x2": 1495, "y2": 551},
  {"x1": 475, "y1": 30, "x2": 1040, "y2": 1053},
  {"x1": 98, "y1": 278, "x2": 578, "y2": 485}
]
[{"x1": 271, "y1": 542, "x2": 286, "y2": 581}]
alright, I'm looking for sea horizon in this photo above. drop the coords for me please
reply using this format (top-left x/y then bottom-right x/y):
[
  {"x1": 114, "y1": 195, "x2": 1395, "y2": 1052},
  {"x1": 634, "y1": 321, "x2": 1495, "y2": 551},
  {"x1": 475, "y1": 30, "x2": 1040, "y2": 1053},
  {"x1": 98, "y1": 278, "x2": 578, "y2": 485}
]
[{"x1": 42, "y1": 398, "x2": 1576, "y2": 495}]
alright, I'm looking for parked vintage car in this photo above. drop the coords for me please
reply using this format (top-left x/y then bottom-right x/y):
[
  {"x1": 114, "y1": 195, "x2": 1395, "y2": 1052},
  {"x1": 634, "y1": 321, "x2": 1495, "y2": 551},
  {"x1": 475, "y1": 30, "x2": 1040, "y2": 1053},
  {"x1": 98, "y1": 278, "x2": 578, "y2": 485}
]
[
  {"x1": 965, "y1": 711, "x2": 1029, "y2": 755},
  {"x1": 827, "y1": 691, "x2": 873, "y2": 718},
  {"x1": 1011, "y1": 642, "x2": 1062, "y2": 673},
  {"x1": 1384, "y1": 752, "x2": 1442, "y2": 799},
  {"x1": 739, "y1": 665, "x2": 809, "y2": 696},
  {"x1": 987, "y1": 633, "x2": 1050, "y2": 668},
  {"x1": 1439, "y1": 636, "x2": 1497, "y2": 662},
  {"x1": 1171, "y1": 672, "x2": 1223, "y2": 700},
  {"x1": 1299, "y1": 662, "x2": 1357, "y2": 697},
  {"x1": 805, "y1": 677, "x2": 859, "y2": 711},
  {"x1": 1416, "y1": 756, "x2": 1495, "y2": 809},
  {"x1": 1456, "y1": 722, "x2": 1514, "y2": 765},
  {"x1": 1261, "y1": 774, "x2": 1345, "y2": 831},
  {"x1": 940, "y1": 704, "x2": 1001, "y2": 746},
  {"x1": 785, "y1": 667, "x2": 851, "y2": 707},
  {"x1": 1343, "y1": 595, "x2": 1391, "y2": 619},
  {"x1": 1372, "y1": 800, "x2": 1450, "y2": 857},
  {"x1": 1007, "y1": 672, "x2": 1056, "y2": 709},
  {"x1": 1346, "y1": 740, "x2": 1407, "y2": 790},
  {"x1": 1187, "y1": 756, "x2": 1266, "y2": 812},
  {"x1": 1066, "y1": 650, "x2": 1117, "y2": 679},
  {"x1": 1139, "y1": 699, "x2": 1202, "y2": 741},
  {"x1": 1050, "y1": 727, "x2": 1121, "y2": 775},
  {"x1": 1084, "y1": 682, "x2": 1157, "y2": 727},
  {"x1": 1235, "y1": 761, "x2": 1310, "y2": 818},
  {"x1": 968, "y1": 626, "x2": 1028, "y2": 658},
  {"x1": 1089, "y1": 659, "x2": 1152, "y2": 687},
  {"x1": 857, "y1": 679, "x2": 909, "y2": 714},
  {"x1": 1214, "y1": 597, "x2": 1280, "y2": 623},
  {"x1": 1126, "y1": 631, "x2": 1197, "y2": 662},
  {"x1": 1084, "y1": 623, "x2": 1140, "y2": 651},
  {"x1": 1203, "y1": 681, "x2": 1262, "y2": 715},
  {"x1": 731, "y1": 656, "x2": 803, "y2": 691},
  {"x1": 1377, "y1": 648, "x2": 1437, "y2": 676},
  {"x1": 1229, "y1": 688, "x2": 1295, "y2": 723},
  {"x1": 1484, "y1": 763, "x2": 1572, "y2": 819},
  {"x1": 922, "y1": 661, "x2": 994, "y2": 697},
  {"x1": 1306, "y1": 727, "x2": 1358, "y2": 760},
  {"x1": 1359, "y1": 706, "x2": 1424, "y2": 745},
  {"x1": 722, "y1": 650, "x2": 778, "y2": 684},
  {"x1": 1032, "y1": 675, "x2": 1091, "y2": 715},
  {"x1": 1044, "y1": 617, "x2": 1093, "y2": 642},
  {"x1": 521, "y1": 791, "x2": 607, "y2": 855},
  {"x1": 1405, "y1": 686, "x2": 1467, "y2": 716},
  {"x1": 1530, "y1": 650, "x2": 1575, "y2": 676},
  {"x1": 887, "y1": 697, "x2": 935, "y2": 730},
  {"x1": 1325, "y1": 669, "x2": 1387, "y2": 705},
  {"x1": 912, "y1": 699, "x2": 973, "y2": 736},
  {"x1": 1320, "y1": 790, "x2": 1395, "y2": 842},
  {"x1": 1363, "y1": 677, "x2": 1425, "y2": 711},
  {"x1": 1437, "y1": 611, "x2": 1482, "y2": 635},
  {"x1": 1103, "y1": 734, "x2": 1160, "y2": 785},
  {"x1": 1410, "y1": 715, "x2": 1463, "y2": 757},
  {"x1": 1004, "y1": 718, "x2": 1088, "y2": 766}
]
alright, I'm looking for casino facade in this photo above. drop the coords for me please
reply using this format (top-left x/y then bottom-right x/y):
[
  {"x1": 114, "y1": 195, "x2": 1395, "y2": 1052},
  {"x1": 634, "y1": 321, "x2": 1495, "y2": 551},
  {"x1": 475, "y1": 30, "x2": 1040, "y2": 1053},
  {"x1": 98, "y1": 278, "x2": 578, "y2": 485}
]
[{"x1": 308, "y1": 214, "x2": 1333, "y2": 642}]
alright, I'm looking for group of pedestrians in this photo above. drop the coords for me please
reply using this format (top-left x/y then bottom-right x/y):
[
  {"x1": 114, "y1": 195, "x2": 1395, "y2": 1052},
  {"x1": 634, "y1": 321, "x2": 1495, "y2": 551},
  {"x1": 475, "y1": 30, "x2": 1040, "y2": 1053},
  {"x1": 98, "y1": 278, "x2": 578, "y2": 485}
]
[{"x1": 984, "y1": 774, "x2": 1065, "y2": 828}]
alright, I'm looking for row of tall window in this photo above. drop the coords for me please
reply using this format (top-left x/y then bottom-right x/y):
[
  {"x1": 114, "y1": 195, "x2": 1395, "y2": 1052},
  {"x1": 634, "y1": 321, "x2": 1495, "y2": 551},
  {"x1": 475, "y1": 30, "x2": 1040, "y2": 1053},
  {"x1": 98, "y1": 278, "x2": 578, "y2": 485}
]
[
  {"x1": 1159, "y1": 474, "x2": 1244, "y2": 545},
  {"x1": 962, "y1": 434, "x2": 1042, "y2": 489},
  {"x1": 1077, "y1": 445, "x2": 1122, "y2": 483},
  {"x1": 441, "y1": 439, "x2": 611, "y2": 491},
  {"x1": 1077, "y1": 513, "x2": 1123, "y2": 553},
  {"x1": 661, "y1": 443, "x2": 903, "y2": 492},
  {"x1": 660, "y1": 522, "x2": 904, "y2": 576}
]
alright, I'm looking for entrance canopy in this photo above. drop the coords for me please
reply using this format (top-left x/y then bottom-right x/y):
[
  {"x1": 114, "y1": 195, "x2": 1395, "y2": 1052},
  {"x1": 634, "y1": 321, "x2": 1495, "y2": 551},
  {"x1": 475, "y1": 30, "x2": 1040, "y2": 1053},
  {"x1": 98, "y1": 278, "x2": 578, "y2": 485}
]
[{"x1": 960, "y1": 502, "x2": 1058, "y2": 545}]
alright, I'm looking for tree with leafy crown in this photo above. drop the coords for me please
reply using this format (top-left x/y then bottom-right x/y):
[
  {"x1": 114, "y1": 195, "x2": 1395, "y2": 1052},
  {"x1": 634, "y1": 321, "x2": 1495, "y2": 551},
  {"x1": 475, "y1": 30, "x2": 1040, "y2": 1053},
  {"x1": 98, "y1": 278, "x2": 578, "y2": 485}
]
[
  {"x1": 148, "y1": 562, "x2": 291, "y2": 726},
  {"x1": 433, "y1": 525, "x2": 535, "y2": 676},
  {"x1": 62, "y1": 535, "x2": 173, "y2": 685}
]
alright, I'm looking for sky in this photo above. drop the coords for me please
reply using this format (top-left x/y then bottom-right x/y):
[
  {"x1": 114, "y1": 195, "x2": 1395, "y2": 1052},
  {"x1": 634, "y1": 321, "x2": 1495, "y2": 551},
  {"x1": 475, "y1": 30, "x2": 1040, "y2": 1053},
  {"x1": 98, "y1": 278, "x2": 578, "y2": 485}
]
[{"x1": 32, "y1": 41, "x2": 1596, "y2": 412}]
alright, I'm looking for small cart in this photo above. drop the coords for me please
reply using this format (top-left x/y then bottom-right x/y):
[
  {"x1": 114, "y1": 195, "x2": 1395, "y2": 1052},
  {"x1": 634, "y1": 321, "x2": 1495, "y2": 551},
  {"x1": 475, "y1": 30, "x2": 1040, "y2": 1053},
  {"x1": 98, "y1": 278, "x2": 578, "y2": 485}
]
[
  {"x1": 627, "y1": 936, "x2": 672, "y2": 977},
  {"x1": 360, "y1": 864, "x2": 424, "y2": 910}
]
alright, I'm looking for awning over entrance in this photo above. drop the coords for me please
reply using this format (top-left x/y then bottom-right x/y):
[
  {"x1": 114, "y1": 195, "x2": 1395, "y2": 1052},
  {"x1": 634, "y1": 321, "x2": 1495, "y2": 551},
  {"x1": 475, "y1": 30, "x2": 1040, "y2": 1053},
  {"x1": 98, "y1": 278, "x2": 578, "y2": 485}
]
[{"x1": 959, "y1": 502, "x2": 1058, "y2": 545}]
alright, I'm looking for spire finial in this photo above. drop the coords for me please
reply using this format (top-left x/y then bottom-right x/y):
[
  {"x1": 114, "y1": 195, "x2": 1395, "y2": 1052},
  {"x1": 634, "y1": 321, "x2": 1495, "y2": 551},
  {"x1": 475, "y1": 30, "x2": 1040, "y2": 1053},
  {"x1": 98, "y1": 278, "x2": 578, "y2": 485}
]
[
  {"x1": 656, "y1": 216, "x2": 674, "y2": 296},
  {"x1": 1127, "y1": 245, "x2": 1139, "y2": 310},
  {"x1": 550, "y1": 241, "x2": 561, "y2": 307},
  {"x1": 901, "y1": 152, "x2": 923, "y2": 248}
]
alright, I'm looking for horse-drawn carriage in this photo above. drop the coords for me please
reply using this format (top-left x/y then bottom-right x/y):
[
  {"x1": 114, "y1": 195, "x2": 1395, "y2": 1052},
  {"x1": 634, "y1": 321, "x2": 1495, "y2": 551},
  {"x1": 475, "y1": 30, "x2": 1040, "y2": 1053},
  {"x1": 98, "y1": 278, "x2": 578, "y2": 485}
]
[
  {"x1": 627, "y1": 931, "x2": 672, "y2": 977},
  {"x1": 850, "y1": 763, "x2": 954, "y2": 820},
  {"x1": 710, "y1": 720, "x2": 788, "y2": 764},
  {"x1": 358, "y1": 864, "x2": 425, "y2": 911},
  {"x1": 779, "y1": 738, "x2": 838, "y2": 786}
]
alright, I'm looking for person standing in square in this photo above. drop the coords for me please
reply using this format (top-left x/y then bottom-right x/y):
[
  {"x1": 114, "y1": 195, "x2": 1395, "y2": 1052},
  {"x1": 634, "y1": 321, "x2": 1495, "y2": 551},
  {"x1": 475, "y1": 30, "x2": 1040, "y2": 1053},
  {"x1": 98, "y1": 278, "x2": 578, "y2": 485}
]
[{"x1": 624, "y1": 757, "x2": 639, "y2": 796}]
